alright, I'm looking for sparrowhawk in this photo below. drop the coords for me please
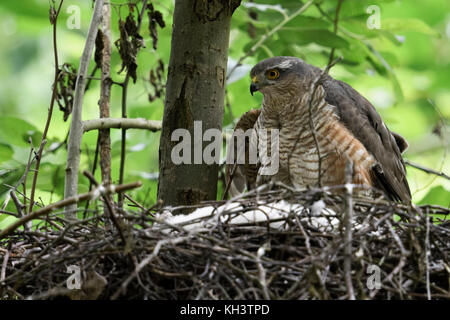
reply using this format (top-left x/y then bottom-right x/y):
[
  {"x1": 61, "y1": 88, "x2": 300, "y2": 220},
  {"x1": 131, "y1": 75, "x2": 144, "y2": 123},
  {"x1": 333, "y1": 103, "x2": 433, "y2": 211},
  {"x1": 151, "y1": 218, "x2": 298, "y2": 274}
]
[{"x1": 226, "y1": 56, "x2": 411, "y2": 203}]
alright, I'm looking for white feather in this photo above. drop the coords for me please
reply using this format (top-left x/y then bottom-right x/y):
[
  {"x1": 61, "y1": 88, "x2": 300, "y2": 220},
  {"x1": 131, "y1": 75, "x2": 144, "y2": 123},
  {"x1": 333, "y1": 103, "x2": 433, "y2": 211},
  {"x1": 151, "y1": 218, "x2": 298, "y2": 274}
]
[{"x1": 154, "y1": 200, "x2": 339, "y2": 234}]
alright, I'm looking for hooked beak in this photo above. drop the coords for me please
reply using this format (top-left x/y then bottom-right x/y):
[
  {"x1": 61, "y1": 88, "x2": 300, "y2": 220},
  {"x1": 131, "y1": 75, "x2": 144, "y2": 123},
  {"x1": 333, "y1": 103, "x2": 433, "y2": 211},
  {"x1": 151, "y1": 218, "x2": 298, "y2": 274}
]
[
  {"x1": 250, "y1": 76, "x2": 260, "y2": 96},
  {"x1": 250, "y1": 83, "x2": 259, "y2": 96}
]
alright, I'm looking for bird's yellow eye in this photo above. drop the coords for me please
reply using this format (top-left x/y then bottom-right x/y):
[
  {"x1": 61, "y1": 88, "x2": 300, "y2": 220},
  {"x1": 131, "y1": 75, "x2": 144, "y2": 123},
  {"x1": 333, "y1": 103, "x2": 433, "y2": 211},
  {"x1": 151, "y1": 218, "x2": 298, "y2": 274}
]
[{"x1": 266, "y1": 69, "x2": 280, "y2": 80}]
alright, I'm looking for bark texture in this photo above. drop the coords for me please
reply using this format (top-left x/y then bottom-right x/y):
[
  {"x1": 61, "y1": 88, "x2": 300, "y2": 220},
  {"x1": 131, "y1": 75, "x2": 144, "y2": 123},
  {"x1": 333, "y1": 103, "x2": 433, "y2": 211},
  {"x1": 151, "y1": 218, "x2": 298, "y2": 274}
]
[
  {"x1": 99, "y1": 1, "x2": 112, "y2": 188},
  {"x1": 158, "y1": 0, "x2": 241, "y2": 208},
  {"x1": 99, "y1": 2, "x2": 112, "y2": 216},
  {"x1": 64, "y1": 0, "x2": 104, "y2": 218}
]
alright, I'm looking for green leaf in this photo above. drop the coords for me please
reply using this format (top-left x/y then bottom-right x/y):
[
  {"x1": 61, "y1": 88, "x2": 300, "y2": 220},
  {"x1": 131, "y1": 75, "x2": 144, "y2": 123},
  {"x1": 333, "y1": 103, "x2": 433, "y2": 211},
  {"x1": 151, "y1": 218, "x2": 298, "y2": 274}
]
[
  {"x1": 0, "y1": 168, "x2": 22, "y2": 198},
  {"x1": 418, "y1": 186, "x2": 450, "y2": 207},
  {"x1": 0, "y1": 143, "x2": 13, "y2": 164},
  {"x1": 0, "y1": 117, "x2": 42, "y2": 147},
  {"x1": 340, "y1": 0, "x2": 395, "y2": 20},
  {"x1": 382, "y1": 18, "x2": 439, "y2": 36},
  {"x1": 243, "y1": 38, "x2": 258, "y2": 54},
  {"x1": 250, "y1": 0, "x2": 311, "y2": 16},
  {"x1": 377, "y1": 51, "x2": 399, "y2": 67},
  {"x1": 26, "y1": 163, "x2": 64, "y2": 195},
  {"x1": 241, "y1": 2, "x2": 285, "y2": 27},
  {"x1": 365, "y1": 45, "x2": 404, "y2": 102},
  {"x1": 341, "y1": 13, "x2": 371, "y2": 23},
  {"x1": 0, "y1": 1, "x2": 49, "y2": 20},
  {"x1": 279, "y1": 29, "x2": 350, "y2": 49},
  {"x1": 379, "y1": 30, "x2": 405, "y2": 46},
  {"x1": 284, "y1": 16, "x2": 331, "y2": 29},
  {"x1": 338, "y1": 38, "x2": 369, "y2": 64},
  {"x1": 0, "y1": 215, "x2": 18, "y2": 231}
]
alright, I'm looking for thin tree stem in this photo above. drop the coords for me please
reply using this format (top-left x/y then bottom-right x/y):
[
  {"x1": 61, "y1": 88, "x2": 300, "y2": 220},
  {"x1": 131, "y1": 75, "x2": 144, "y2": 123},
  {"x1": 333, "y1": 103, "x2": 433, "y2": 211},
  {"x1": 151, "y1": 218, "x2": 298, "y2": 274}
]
[
  {"x1": 227, "y1": 0, "x2": 313, "y2": 79},
  {"x1": 404, "y1": 160, "x2": 450, "y2": 181},
  {"x1": 327, "y1": 0, "x2": 344, "y2": 66},
  {"x1": 28, "y1": 0, "x2": 64, "y2": 215},
  {"x1": 118, "y1": 0, "x2": 148, "y2": 208},
  {"x1": 0, "y1": 181, "x2": 142, "y2": 240},
  {"x1": 344, "y1": 160, "x2": 355, "y2": 300},
  {"x1": 64, "y1": 0, "x2": 104, "y2": 219},
  {"x1": 99, "y1": 1, "x2": 113, "y2": 215}
]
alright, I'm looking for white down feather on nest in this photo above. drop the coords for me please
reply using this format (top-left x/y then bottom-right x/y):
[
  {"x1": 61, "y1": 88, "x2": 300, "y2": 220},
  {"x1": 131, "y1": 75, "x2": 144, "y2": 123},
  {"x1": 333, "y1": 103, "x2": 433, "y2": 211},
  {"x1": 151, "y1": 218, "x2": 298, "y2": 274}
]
[{"x1": 153, "y1": 200, "x2": 340, "y2": 234}]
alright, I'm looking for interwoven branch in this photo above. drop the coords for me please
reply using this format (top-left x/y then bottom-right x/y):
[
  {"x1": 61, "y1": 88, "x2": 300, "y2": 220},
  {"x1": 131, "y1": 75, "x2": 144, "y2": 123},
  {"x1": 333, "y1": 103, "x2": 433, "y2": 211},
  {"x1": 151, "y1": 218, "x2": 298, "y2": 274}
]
[{"x1": 0, "y1": 186, "x2": 448, "y2": 300}]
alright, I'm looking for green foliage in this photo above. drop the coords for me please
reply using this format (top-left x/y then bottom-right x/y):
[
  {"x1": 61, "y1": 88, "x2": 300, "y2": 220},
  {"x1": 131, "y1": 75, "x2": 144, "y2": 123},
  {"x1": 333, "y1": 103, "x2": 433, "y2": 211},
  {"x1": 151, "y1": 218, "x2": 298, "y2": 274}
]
[
  {"x1": 0, "y1": 117, "x2": 42, "y2": 147},
  {"x1": 279, "y1": 29, "x2": 350, "y2": 48},
  {"x1": 0, "y1": 144, "x2": 13, "y2": 164},
  {"x1": 0, "y1": 0, "x2": 448, "y2": 215},
  {"x1": 383, "y1": 18, "x2": 440, "y2": 36},
  {"x1": 227, "y1": 0, "x2": 449, "y2": 206},
  {"x1": 418, "y1": 185, "x2": 450, "y2": 207}
]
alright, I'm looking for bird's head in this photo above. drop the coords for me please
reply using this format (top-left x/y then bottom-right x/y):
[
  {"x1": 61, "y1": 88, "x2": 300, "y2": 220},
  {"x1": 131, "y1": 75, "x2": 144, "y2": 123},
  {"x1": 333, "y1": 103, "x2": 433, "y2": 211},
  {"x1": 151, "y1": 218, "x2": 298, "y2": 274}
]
[{"x1": 249, "y1": 56, "x2": 316, "y2": 98}]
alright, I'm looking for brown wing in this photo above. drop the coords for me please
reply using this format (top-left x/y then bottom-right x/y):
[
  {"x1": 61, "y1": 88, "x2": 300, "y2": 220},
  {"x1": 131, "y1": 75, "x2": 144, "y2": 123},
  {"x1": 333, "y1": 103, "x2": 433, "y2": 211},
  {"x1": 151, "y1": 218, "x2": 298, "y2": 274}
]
[
  {"x1": 225, "y1": 109, "x2": 261, "y2": 197},
  {"x1": 391, "y1": 131, "x2": 409, "y2": 153},
  {"x1": 323, "y1": 78, "x2": 411, "y2": 203}
]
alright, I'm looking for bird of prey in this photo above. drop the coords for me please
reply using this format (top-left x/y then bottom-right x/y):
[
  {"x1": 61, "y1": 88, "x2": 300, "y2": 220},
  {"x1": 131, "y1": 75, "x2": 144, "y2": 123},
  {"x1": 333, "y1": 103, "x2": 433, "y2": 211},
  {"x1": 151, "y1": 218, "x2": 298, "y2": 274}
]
[{"x1": 226, "y1": 56, "x2": 411, "y2": 203}]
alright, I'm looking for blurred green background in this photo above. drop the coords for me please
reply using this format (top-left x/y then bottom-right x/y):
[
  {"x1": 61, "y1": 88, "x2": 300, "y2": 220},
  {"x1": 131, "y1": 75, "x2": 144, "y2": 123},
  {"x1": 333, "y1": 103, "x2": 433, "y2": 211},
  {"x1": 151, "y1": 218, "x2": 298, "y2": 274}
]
[{"x1": 0, "y1": 0, "x2": 448, "y2": 218}]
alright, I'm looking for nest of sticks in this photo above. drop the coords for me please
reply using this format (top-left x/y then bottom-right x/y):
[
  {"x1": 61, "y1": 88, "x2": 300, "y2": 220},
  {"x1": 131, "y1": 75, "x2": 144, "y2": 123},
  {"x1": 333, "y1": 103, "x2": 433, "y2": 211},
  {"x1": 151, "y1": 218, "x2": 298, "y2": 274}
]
[{"x1": 0, "y1": 184, "x2": 449, "y2": 300}]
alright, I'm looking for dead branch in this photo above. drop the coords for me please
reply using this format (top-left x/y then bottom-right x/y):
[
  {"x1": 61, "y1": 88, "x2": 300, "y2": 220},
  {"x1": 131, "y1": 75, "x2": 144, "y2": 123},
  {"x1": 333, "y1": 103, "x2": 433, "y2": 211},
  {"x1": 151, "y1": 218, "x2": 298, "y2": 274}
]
[
  {"x1": 83, "y1": 118, "x2": 162, "y2": 133},
  {"x1": 99, "y1": 1, "x2": 113, "y2": 191},
  {"x1": 0, "y1": 185, "x2": 448, "y2": 300},
  {"x1": 0, "y1": 181, "x2": 141, "y2": 240},
  {"x1": 405, "y1": 160, "x2": 450, "y2": 181},
  {"x1": 64, "y1": 0, "x2": 104, "y2": 219}
]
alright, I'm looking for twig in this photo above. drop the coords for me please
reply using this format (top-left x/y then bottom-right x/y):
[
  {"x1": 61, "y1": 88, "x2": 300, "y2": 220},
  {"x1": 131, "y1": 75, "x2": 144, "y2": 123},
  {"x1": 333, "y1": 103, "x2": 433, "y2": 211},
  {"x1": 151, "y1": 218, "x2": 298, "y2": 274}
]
[
  {"x1": 256, "y1": 245, "x2": 270, "y2": 299},
  {"x1": 83, "y1": 118, "x2": 162, "y2": 132},
  {"x1": 1, "y1": 144, "x2": 34, "y2": 211},
  {"x1": 222, "y1": 162, "x2": 238, "y2": 200},
  {"x1": 83, "y1": 135, "x2": 100, "y2": 218},
  {"x1": 118, "y1": 0, "x2": 148, "y2": 208},
  {"x1": 99, "y1": 1, "x2": 113, "y2": 194},
  {"x1": 27, "y1": 140, "x2": 47, "y2": 206},
  {"x1": 0, "y1": 181, "x2": 141, "y2": 240},
  {"x1": 227, "y1": 0, "x2": 314, "y2": 80},
  {"x1": 9, "y1": 191, "x2": 24, "y2": 218},
  {"x1": 225, "y1": 89, "x2": 235, "y2": 122},
  {"x1": 411, "y1": 99, "x2": 449, "y2": 193},
  {"x1": 327, "y1": 0, "x2": 344, "y2": 66},
  {"x1": 64, "y1": 0, "x2": 104, "y2": 219},
  {"x1": 111, "y1": 236, "x2": 189, "y2": 300},
  {"x1": 28, "y1": 1, "x2": 64, "y2": 214},
  {"x1": 84, "y1": 65, "x2": 99, "y2": 92},
  {"x1": 82, "y1": 170, "x2": 126, "y2": 244},
  {"x1": 1, "y1": 182, "x2": 448, "y2": 299},
  {"x1": 23, "y1": 139, "x2": 33, "y2": 211},
  {"x1": 0, "y1": 249, "x2": 9, "y2": 281},
  {"x1": 425, "y1": 214, "x2": 431, "y2": 300},
  {"x1": 404, "y1": 160, "x2": 450, "y2": 181},
  {"x1": 369, "y1": 219, "x2": 409, "y2": 299},
  {"x1": 343, "y1": 159, "x2": 355, "y2": 300},
  {"x1": 9, "y1": 191, "x2": 30, "y2": 230}
]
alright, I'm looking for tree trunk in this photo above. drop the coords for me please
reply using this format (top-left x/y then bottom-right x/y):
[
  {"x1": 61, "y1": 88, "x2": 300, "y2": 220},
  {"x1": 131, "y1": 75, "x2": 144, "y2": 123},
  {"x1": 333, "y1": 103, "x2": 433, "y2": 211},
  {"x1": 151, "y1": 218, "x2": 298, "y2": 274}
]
[{"x1": 158, "y1": 0, "x2": 241, "y2": 208}]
